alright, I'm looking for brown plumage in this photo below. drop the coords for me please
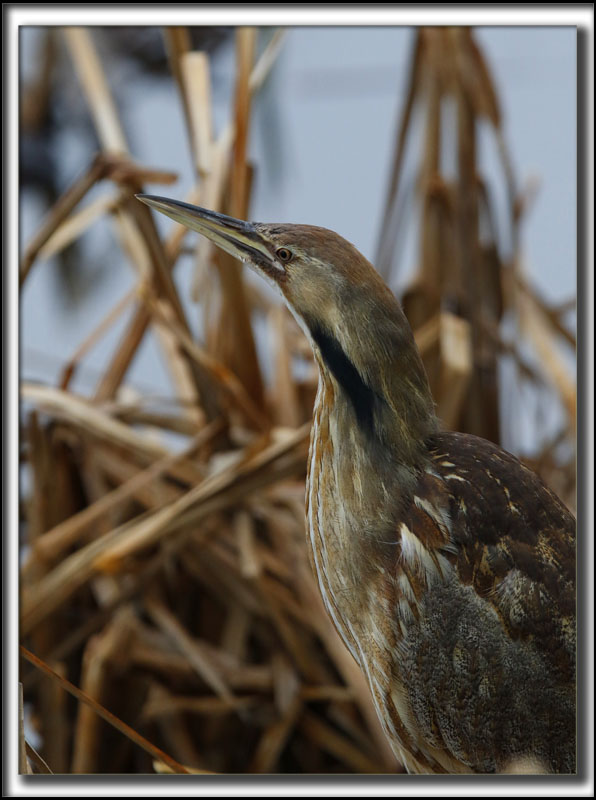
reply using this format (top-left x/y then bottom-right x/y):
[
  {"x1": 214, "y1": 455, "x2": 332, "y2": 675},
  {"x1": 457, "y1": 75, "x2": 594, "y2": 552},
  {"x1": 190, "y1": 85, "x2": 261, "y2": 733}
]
[{"x1": 137, "y1": 195, "x2": 576, "y2": 774}]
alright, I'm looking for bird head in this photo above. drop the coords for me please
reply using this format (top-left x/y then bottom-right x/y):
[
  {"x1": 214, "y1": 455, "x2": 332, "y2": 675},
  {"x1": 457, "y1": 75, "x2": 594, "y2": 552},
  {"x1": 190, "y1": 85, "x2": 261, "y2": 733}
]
[
  {"x1": 137, "y1": 195, "x2": 436, "y2": 457},
  {"x1": 137, "y1": 195, "x2": 391, "y2": 327}
]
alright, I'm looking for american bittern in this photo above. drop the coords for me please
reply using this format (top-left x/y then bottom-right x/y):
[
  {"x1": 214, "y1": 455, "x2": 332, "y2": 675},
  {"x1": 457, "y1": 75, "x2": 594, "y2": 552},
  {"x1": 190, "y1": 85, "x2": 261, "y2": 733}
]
[{"x1": 137, "y1": 195, "x2": 576, "y2": 775}]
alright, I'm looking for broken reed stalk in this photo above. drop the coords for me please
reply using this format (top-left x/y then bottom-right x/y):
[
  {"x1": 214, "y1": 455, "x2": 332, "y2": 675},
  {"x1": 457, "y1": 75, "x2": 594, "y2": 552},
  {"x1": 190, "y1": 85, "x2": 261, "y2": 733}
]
[
  {"x1": 20, "y1": 155, "x2": 108, "y2": 286},
  {"x1": 24, "y1": 421, "x2": 223, "y2": 567},
  {"x1": 59, "y1": 288, "x2": 136, "y2": 391},
  {"x1": 62, "y1": 28, "x2": 205, "y2": 412},
  {"x1": 20, "y1": 646, "x2": 192, "y2": 774},
  {"x1": 376, "y1": 27, "x2": 576, "y2": 505}
]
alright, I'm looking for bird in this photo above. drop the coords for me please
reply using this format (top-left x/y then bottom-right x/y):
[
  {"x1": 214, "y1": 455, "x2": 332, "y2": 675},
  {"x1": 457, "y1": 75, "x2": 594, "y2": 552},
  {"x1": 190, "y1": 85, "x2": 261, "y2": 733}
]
[{"x1": 137, "y1": 194, "x2": 576, "y2": 775}]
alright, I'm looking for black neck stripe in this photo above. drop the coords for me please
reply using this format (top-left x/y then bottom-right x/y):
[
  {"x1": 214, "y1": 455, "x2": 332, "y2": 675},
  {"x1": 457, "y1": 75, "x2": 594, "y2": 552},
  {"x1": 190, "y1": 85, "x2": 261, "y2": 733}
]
[{"x1": 309, "y1": 322, "x2": 380, "y2": 434}]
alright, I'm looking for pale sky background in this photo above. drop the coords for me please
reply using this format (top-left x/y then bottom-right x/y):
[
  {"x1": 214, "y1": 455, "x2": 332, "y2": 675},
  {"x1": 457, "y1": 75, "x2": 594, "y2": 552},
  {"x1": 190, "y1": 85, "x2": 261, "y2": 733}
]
[{"x1": 20, "y1": 25, "x2": 577, "y2": 455}]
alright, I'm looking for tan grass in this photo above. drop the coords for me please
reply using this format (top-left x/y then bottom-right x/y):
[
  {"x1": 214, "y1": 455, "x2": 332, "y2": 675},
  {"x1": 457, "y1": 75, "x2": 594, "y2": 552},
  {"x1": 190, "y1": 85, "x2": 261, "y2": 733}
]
[{"x1": 19, "y1": 25, "x2": 575, "y2": 775}]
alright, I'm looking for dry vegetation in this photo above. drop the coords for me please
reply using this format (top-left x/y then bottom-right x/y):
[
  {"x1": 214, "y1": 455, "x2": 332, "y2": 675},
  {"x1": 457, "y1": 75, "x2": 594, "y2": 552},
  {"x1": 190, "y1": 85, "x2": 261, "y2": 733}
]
[{"x1": 19, "y1": 26, "x2": 576, "y2": 775}]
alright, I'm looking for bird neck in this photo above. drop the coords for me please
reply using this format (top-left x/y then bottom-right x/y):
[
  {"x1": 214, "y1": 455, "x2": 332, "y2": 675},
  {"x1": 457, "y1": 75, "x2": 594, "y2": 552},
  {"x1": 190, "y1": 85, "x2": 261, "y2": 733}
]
[
  {"x1": 305, "y1": 309, "x2": 438, "y2": 589},
  {"x1": 306, "y1": 304, "x2": 438, "y2": 473}
]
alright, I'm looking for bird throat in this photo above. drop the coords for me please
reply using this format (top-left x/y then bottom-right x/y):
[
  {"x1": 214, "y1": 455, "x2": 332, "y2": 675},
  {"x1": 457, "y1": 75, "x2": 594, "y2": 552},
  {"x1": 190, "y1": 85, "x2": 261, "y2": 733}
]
[
  {"x1": 308, "y1": 321, "x2": 382, "y2": 436},
  {"x1": 305, "y1": 315, "x2": 436, "y2": 470},
  {"x1": 304, "y1": 324, "x2": 418, "y2": 654}
]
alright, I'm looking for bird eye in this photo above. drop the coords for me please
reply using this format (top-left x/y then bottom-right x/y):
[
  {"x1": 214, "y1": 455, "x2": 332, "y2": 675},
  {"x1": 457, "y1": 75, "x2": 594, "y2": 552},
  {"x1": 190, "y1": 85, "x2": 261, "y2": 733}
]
[{"x1": 276, "y1": 247, "x2": 293, "y2": 263}]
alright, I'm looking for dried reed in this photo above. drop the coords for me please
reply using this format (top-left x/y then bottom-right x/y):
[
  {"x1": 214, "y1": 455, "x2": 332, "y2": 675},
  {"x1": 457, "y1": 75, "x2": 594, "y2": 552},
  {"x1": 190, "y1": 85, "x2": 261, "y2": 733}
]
[
  {"x1": 19, "y1": 25, "x2": 575, "y2": 776},
  {"x1": 376, "y1": 27, "x2": 576, "y2": 508}
]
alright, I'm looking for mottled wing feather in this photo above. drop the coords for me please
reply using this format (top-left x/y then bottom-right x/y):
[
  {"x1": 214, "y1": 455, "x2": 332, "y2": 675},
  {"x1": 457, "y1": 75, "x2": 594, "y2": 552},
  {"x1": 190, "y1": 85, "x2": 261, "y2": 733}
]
[
  {"x1": 394, "y1": 431, "x2": 576, "y2": 773},
  {"x1": 427, "y1": 431, "x2": 575, "y2": 679}
]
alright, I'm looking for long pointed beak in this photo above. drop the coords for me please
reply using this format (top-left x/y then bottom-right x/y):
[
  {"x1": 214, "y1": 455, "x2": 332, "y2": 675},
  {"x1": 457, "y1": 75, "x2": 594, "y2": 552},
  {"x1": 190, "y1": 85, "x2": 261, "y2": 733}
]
[{"x1": 136, "y1": 194, "x2": 274, "y2": 268}]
